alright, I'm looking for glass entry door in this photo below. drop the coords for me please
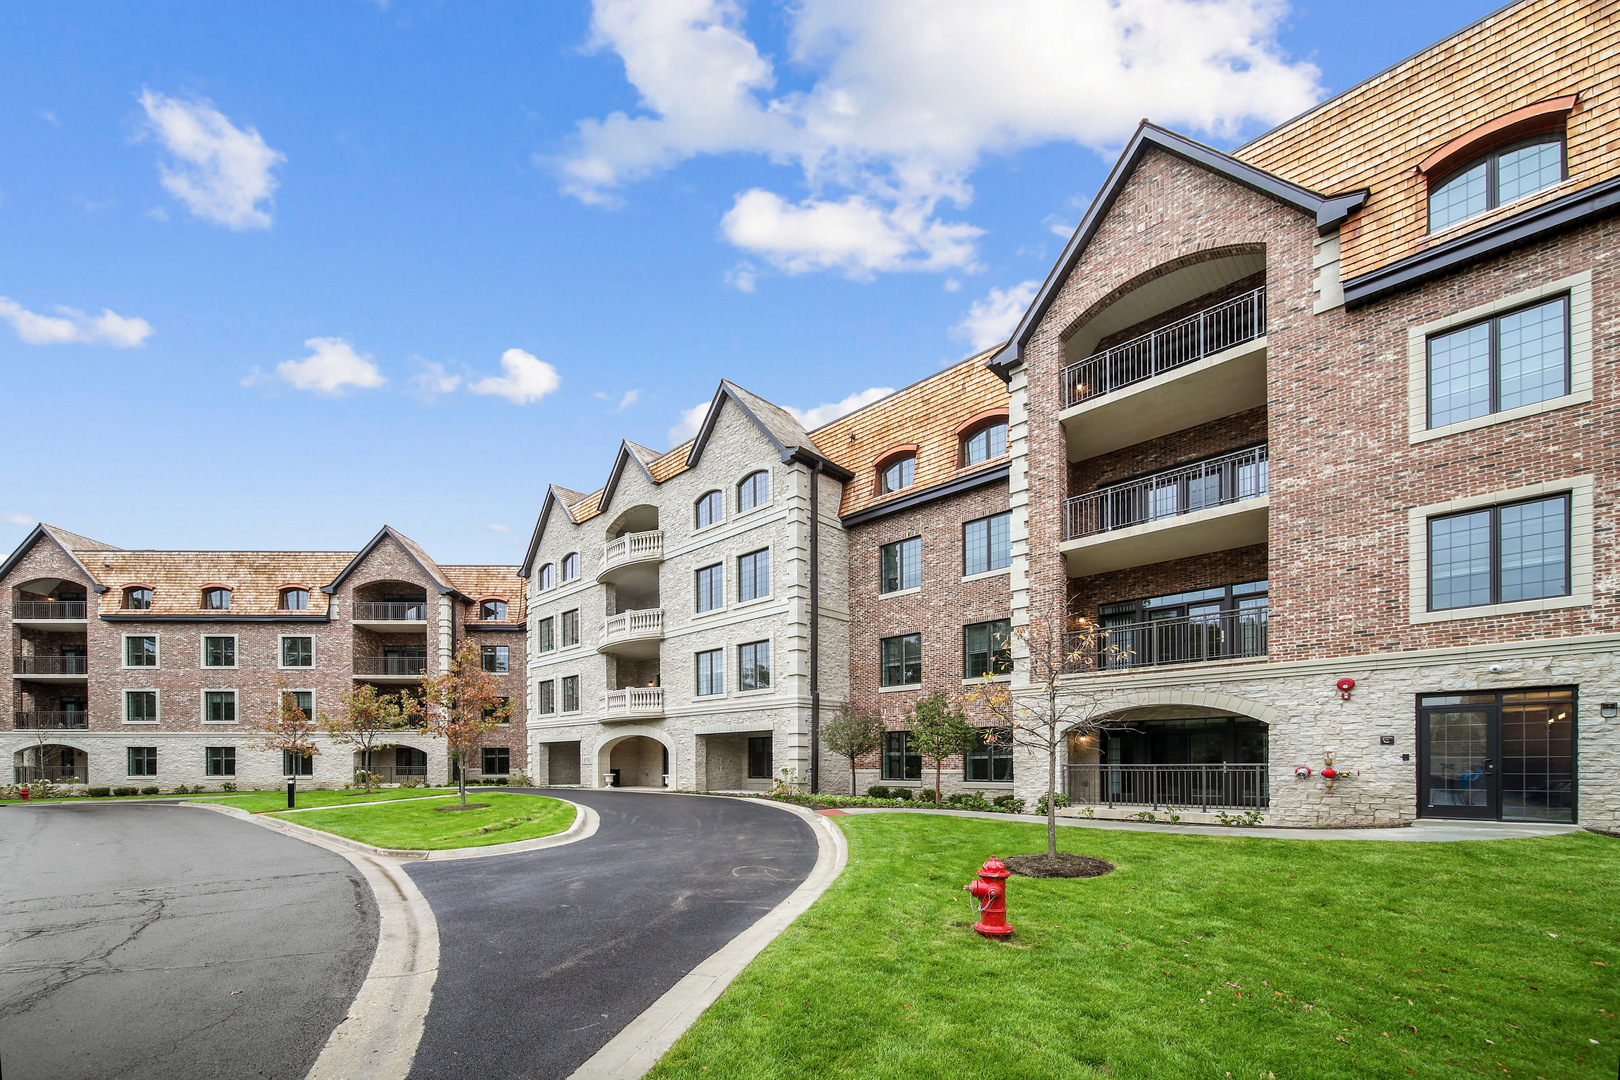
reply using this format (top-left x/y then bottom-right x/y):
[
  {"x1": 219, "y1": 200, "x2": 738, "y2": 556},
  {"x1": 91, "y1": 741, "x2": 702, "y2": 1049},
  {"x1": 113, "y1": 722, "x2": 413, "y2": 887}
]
[{"x1": 1417, "y1": 689, "x2": 1576, "y2": 822}]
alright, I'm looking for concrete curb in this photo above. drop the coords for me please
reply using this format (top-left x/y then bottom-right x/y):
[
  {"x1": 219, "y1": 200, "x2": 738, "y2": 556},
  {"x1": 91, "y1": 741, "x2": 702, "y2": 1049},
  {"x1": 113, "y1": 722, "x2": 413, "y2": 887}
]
[
  {"x1": 565, "y1": 796, "x2": 848, "y2": 1080},
  {"x1": 239, "y1": 796, "x2": 598, "y2": 861},
  {"x1": 186, "y1": 801, "x2": 440, "y2": 1080}
]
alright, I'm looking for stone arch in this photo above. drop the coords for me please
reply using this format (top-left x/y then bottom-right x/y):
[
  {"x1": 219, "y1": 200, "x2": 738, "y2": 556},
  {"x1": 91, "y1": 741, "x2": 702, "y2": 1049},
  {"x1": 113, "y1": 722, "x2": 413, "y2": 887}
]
[
  {"x1": 604, "y1": 503, "x2": 659, "y2": 539},
  {"x1": 1069, "y1": 689, "x2": 1279, "y2": 730},
  {"x1": 594, "y1": 728, "x2": 673, "y2": 788}
]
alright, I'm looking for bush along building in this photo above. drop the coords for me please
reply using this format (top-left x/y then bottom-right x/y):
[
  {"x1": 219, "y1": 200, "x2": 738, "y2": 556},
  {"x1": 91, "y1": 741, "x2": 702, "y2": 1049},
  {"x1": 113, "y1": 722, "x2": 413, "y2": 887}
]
[
  {"x1": 989, "y1": 0, "x2": 1619, "y2": 827},
  {"x1": 1, "y1": 524, "x2": 527, "y2": 791}
]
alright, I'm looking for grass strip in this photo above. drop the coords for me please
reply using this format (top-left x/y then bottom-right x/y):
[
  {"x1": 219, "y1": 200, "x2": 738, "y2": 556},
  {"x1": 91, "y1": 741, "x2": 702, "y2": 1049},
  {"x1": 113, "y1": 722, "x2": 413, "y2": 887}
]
[
  {"x1": 193, "y1": 787, "x2": 460, "y2": 814},
  {"x1": 268, "y1": 791, "x2": 575, "y2": 850},
  {"x1": 648, "y1": 814, "x2": 1620, "y2": 1080}
]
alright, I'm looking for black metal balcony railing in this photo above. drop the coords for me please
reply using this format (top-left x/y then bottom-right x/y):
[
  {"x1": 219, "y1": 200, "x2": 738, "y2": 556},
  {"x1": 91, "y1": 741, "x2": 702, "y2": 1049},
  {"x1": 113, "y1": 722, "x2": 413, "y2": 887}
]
[
  {"x1": 1065, "y1": 763, "x2": 1269, "y2": 810},
  {"x1": 14, "y1": 766, "x2": 86, "y2": 784},
  {"x1": 1062, "y1": 285, "x2": 1266, "y2": 408},
  {"x1": 366, "y1": 765, "x2": 429, "y2": 784},
  {"x1": 14, "y1": 601, "x2": 87, "y2": 620},
  {"x1": 354, "y1": 656, "x2": 428, "y2": 676},
  {"x1": 13, "y1": 656, "x2": 89, "y2": 676},
  {"x1": 353, "y1": 601, "x2": 428, "y2": 621},
  {"x1": 15, "y1": 711, "x2": 90, "y2": 730},
  {"x1": 1067, "y1": 608, "x2": 1268, "y2": 672},
  {"x1": 1065, "y1": 444, "x2": 1268, "y2": 540}
]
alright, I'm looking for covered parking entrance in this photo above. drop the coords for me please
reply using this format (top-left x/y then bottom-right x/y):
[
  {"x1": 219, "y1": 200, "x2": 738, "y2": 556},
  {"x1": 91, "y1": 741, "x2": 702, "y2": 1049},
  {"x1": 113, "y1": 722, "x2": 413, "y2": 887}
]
[{"x1": 602, "y1": 734, "x2": 668, "y2": 788}]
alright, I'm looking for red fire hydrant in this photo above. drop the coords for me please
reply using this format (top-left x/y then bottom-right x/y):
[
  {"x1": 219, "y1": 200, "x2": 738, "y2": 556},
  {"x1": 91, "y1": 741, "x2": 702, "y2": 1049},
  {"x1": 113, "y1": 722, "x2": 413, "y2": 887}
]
[{"x1": 965, "y1": 857, "x2": 1014, "y2": 939}]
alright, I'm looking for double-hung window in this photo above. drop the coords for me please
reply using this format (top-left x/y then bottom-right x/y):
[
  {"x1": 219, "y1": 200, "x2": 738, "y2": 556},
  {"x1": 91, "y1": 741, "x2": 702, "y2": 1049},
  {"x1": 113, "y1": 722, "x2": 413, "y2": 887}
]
[
  {"x1": 881, "y1": 731, "x2": 921, "y2": 781},
  {"x1": 482, "y1": 747, "x2": 510, "y2": 774},
  {"x1": 204, "y1": 636, "x2": 235, "y2": 667},
  {"x1": 537, "y1": 616, "x2": 555, "y2": 652},
  {"x1": 1428, "y1": 494, "x2": 1570, "y2": 611},
  {"x1": 738, "y1": 640, "x2": 770, "y2": 691},
  {"x1": 481, "y1": 645, "x2": 510, "y2": 673},
  {"x1": 963, "y1": 727, "x2": 1013, "y2": 782},
  {"x1": 964, "y1": 513, "x2": 1011, "y2": 576},
  {"x1": 126, "y1": 635, "x2": 158, "y2": 667},
  {"x1": 125, "y1": 691, "x2": 158, "y2": 723},
  {"x1": 281, "y1": 636, "x2": 313, "y2": 667},
  {"x1": 696, "y1": 648, "x2": 724, "y2": 696},
  {"x1": 880, "y1": 537, "x2": 921, "y2": 593},
  {"x1": 205, "y1": 746, "x2": 236, "y2": 776},
  {"x1": 1427, "y1": 295, "x2": 1569, "y2": 429},
  {"x1": 537, "y1": 680, "x2": 556, "y2": 714},
  {"x1": 205, "y1": 691, "x2": 237, "y2": 723},
  {"x1": 738, "y1": 549, "x2": 770, "y2": 602},
  {"x1": 963, "y1": 620, "x2": 1012, "y2": 678},
  {"x1": 881, "y1": 633, "x2": 922, "y2": 687},
  {"x1": 561, "y1": 610, "x2": 580, "y2": 647},
  {"x1": 561, "y1": 676, "x2": 579, "y2": 712},
  {"x1": 127, "y1": 746, "x2": 158, "y2": 776},
  {"x1": 696, "y1": 564, "x2": 724, "y2": 613}
]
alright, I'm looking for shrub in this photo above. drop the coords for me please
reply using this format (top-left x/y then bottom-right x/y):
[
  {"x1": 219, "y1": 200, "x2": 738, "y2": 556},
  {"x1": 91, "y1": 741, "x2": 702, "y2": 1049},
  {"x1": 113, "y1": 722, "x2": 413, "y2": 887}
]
[
  {"x1": 399, "y1": 776, "x2": 428, "y2": 789},
  {"x1": 88, "y1": 786, "x2": 111, "y2": 798},
  {"x1": 140, "y1": 786, "x2": 160, "y2": 796},
  {"x1": 113, "y1": 786, "x2": 138, "y2": 796},
  {"x1": 221, "y1": 782, "x2": 237, "y2": 792},
  {"x1": 993, "y1": 794, "x2": 1026, "y2": 814},
  {"x1": 173, "y1": 786, "x2": 192, "y2": 795},
  {"x1": 892, "y1": 788, "x2": 913, "y2": 801},
  {"x1": 1035, "y1": 792, "x2": 1071, "y2": 816},
  {"x1": 509, "y1": 772, "x2": 533, "y2": 787},
  {"x1": 946, "y1": 791, "x2": 993, "y2": 812},
  {"x1": 915, "y1": 788, "x2": 937, "y2": 803},
  {"x1": 865, "y1": 785, "x2": 891, "y2": 799}
]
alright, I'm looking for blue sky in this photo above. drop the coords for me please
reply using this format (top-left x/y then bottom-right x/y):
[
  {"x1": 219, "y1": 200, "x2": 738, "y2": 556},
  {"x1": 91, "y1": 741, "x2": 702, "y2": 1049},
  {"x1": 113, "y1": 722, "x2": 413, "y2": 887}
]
[{"x1": 0, "y1": 0, "x2": 1497, "y2": 563}]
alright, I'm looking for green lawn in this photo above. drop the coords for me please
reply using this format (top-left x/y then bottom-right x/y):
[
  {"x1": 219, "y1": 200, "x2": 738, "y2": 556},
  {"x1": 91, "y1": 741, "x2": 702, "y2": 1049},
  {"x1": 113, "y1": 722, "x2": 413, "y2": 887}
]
[
  {"x1": 268, "y1": 791, "x2": 575, "y2": 850},
  {"x1": 649, "y1": 815, "x2": 1620, "y2": 1080},
  {"x1": 195, "y1": 787, "x2": 460, "y2": 814}
]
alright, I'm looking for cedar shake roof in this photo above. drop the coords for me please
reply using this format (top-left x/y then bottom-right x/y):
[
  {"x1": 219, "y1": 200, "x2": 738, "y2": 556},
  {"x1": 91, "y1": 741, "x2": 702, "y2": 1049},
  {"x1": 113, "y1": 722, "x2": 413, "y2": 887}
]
[
  {"x1": 812, "y1": 348, "x2": 1010, "y2": 518},
  {"x1": 442, "y1": 565, "x2": 527, "y2": 621},
  {"x1": 90, "y1": 550, "x2": 355, "y2": 616},
  {"x1": 1234, "y1": 0, "x2": 1618, "y2": 281}
]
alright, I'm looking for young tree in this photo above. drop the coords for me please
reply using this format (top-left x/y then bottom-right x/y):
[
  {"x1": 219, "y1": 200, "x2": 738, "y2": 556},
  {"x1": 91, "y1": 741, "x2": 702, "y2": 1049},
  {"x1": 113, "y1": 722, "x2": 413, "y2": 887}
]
[
  {"x1": 414, "y1": 642, "x2": 509, "y2": 808},
  {"x1": 820, "y1": 702, "x2": 886, "y2": 796},
  {"x1": 253, "y1": 681, "x2": 322, "y2": 806},
  {"x1": 906, "y1": 690, "x2": 976, "y2": 805},
  {"x1": 966, "y1": 615, "x2": 1126, "y2": 858},
  {"x1": 320, "y1": 684, "x2": 413, "y2": 794}
]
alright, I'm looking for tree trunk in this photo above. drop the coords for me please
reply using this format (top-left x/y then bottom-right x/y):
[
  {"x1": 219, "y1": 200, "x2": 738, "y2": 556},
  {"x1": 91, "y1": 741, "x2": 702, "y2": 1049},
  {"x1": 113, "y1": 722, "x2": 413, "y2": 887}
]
[
  {"x1": 1047, "y1": 741, "x2": 1058, "y2": 858},
  {"x1": 849, "y1": 760, "x2": 856, "y2": 798},
  {"x1": 457, "y1": 749, "x2": 467, "y2": 807},
  {"x1": 935, "y1": 758, "x2": 943, "y2": 805}
]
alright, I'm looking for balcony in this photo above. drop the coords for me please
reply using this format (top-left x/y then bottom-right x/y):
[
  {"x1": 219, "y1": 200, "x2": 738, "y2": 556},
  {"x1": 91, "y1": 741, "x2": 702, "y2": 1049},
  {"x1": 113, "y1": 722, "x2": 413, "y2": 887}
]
[
  {"x1": 13, "y1": 600, "x2": 88, "y2": 627},
  {"x1": 1061, "y1": 445, "x2": 1269, "y2": 576},
  {"x1": 352, "y1": 601, "x2": 428, "y2": 629},
  {"x1": 13, "y1": 655, "x2": 89, "y2": 680},
  {"x1": 1065, "y1": 763, "x2": 1268, "y2": 810},
  {"x1": 602, "y1": 687, "x2": 665, "y2": 719},
  {"x1": 1060, "y1": 287, "x2": 1267, "y2": 461},
  {"x1": 598, "y1": 530, "x2": 665, "y2": 584},
  {"x1": 15, "y1": 711, "x2": 90, "y2": 730},
  {"x1": 1065, "y1": 609, "x2": 1267, "y2": 674},
  {"x1": 354, "y1": 655, "x2": 428, "y2": 681},
  {"x1": 598, "y1": 608, "x2": 664, "y2": 658}
]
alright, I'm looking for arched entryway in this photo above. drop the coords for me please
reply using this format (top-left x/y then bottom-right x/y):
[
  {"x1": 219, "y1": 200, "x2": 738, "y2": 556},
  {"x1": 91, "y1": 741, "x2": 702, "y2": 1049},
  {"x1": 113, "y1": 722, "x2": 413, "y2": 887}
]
[
  {"x1": 597, "y1": 732, "x2": 670, "y2": 788},
  {"x1": 12, "y1": 743, "x2": 88, "y2": 784}
]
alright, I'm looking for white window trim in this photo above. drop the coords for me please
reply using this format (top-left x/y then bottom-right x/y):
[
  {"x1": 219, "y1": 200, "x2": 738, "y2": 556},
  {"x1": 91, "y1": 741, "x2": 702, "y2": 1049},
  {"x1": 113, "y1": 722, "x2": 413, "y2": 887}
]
[
  {"x1": 277, "y1": 633, "x2": 316, "y2": 670},
  {"x1": 735, "y1": 469, "x2": 774, "y2": 517},
  {"x1": 125, "y1": 744, "x2": 160, "y2": 778},
  {"x1": 121, "y1": 632, "x2": 160, "y2": 670},
  {"x1": 200, "y1": 633, "x2": 239, "y2": 670},
  {"x1": 961, "y1": 567, "x2": 1012, "y2": 584},
  {"x1": 200, "y1": 688, "x2": 239, "y2": 724},
  {"x1": 537, "y1": 564, "x2": 556, "y2": 591},
  {"x1": 735, "y1": 636, "x2": 774, "y2": 695},
  {"x1": 123, "y1": 688, "x2": 160, "y2": 724},
  {"x1": 1407, "y1": 271, "x2": 1592, "y2": 444},
  {"x1": 881, "y1": 585, "x2": 922, "y2": 599},
  {"x1": 281, "y1": 688, "x2": 318, "y2": 723},
  {"x1": 560, "y1": 553, "x2": 581, "y2": 583},
  {"x1": 1407, "y1": 475, "x2": 1592, "y2": 625},
  {"x1": 535, "y1": 678, "x2": 558, "y2": 716},
  {"x1": 878, "y1": 683, "x2": 923, "y2": 694}
]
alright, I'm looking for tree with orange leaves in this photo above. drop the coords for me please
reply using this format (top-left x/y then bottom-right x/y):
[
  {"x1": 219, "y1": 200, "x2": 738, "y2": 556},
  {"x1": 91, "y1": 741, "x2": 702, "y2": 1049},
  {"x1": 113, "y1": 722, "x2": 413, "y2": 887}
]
[
  {"x1": 252, "y1": 680, "x2": 323, "y2": 806},
  {"x1": 414, "y1": 642, "x2": 509, "y2": 808}
]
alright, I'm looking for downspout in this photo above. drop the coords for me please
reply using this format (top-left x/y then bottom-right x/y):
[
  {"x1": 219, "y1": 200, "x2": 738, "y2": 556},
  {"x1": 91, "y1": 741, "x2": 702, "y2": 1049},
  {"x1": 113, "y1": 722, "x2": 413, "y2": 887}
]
[{"x1": 809, "y1": 461, "x2": 822, "y2": 794}]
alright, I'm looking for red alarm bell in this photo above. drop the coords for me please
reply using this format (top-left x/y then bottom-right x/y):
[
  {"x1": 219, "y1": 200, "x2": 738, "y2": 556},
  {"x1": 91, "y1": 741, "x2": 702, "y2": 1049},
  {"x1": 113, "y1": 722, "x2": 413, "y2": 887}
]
[{"x1": 1336, "y1": 677, "x2": 1356, "y2": 701}]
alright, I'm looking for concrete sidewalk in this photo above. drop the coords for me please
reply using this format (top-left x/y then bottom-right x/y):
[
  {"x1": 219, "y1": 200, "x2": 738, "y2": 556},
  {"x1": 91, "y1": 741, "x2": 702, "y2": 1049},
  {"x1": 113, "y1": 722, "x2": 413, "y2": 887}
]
[{"x1": 835, "y1": 806, "x2": 1580, "y2": 841}]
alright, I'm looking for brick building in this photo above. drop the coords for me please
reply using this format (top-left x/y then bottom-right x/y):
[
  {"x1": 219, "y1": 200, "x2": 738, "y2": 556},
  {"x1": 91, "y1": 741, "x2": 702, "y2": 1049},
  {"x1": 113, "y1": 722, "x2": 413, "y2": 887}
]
[{"x1": 2, "y1": 524, "x2": 527, "y2": 790}]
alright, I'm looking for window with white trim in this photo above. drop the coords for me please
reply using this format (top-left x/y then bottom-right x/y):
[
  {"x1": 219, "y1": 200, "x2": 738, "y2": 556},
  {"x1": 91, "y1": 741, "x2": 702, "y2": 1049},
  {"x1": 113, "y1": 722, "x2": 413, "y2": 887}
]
[
  {"x1": 1428, "y1": 295, "x2": 1569, "y2": 429},
  {"x1": 881, "y1": 537, "x2": 921, "y2": 593}
]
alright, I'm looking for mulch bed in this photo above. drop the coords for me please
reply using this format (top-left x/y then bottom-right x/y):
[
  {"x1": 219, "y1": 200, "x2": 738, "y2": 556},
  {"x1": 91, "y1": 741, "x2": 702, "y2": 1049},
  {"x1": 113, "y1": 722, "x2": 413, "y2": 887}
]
[
  {"x1": 1004, "y1": 853, "x2": 1115, "y2": 879},
  {"x1": 434, "y1": 803, "x2": 490, "y2": 812},
  {"x1": 1584, "y1": 826, "x2": 1620, "y2": 839}
]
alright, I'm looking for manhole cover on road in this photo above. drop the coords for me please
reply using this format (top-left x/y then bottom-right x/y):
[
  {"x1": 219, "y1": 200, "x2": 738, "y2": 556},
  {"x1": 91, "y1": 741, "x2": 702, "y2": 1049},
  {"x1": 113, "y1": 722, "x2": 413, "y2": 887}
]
[{"x1": 1004, "y1": 853, "x2": 1115, "y2": 878}]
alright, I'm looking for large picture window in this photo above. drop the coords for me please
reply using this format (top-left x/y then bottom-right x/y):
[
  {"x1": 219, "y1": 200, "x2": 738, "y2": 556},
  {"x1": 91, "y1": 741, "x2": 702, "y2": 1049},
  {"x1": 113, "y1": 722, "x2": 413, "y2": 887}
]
[
  {"x1": 963, "y1": 620, "x2": 1012, "y2": 679},
  {"x1": 963, "y1": 513, "x2": 1011, "y2": 576},
  {"x1": 1429, "y1": 135, "x2": 1565, "y2": 232},
  {"x1": 881, "y1": 633, "x2": 922, "y2": 687},
  {"x1": 880, "y1": 537, "x2": 921, "y2": 593},
  {"x1": 1428, "y1": 494, "x2": 1570, "y2": 611},
  {"x1": 881, "y1": 731, "x2": 921, "y2": 781},
  {"x1": 1428, "y1": 295, "x2": 1568, "y2": 429}
]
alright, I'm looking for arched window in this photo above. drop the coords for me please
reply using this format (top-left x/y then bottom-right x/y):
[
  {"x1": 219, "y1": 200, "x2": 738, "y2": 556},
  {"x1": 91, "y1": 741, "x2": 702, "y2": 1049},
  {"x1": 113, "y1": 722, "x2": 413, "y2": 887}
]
[
  {"x1": 561, "y1": 553, "x2": 580, "y2": 581},
  {"x1": 695, "y1": 490, "x2": 724, "y2": 528},
  {"x1": 960, "y1": 418, "x2": 1008, "y2": 466},
  {"x1": 201, "y1": 587, "x2": 232, "y2": 610},
  {"x1": 481, "y1": 599, "x2": 508, "y2": 621},
  {"x1": 123, "y1": 587, "x2": 152, "y2": 610},
  {"x1": 738, "y1": 470, "x2": 770, "y2": 511},
  {"x1": 279, "y1": 587, "x2": 309, "y2": 611},
  {"x1": 537, "y1": 564, "x2": 555, "y2": 590},
  {"x1": 1429, "y1": 134, "x2": 1565, "y2": 232},
  {"x1": 880, "y1": 455, "x2": 916, "y2": 495}
]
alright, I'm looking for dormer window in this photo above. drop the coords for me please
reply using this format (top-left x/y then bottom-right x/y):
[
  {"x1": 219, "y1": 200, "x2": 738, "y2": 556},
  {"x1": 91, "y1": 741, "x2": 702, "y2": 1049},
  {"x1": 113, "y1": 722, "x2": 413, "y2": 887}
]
[
  {"x1": 1429, "y1": 135, "x2": 1564, "y2": 231},
  {"x1": 561, "y1": 553, "x2": 580, "y2": 582},
  {"x1": 696, "y1": 490, "x2": 724, "y2": 529},
  {"x1": 960, "y1": 419, "x2": 1008, "y2": 466},
  {"x1": 738, "y1": 471, "x2": 770, "y2": 512},
  {"x1": 279, "y1": 588, "x2": 309, "y2": 611},
  {"x1": 201, "y1": 587, "x2": 232, "y2": 610},
  {"x1": 481, "y1": 599, "x2": 508, "y2": 621},
  {"x1": 880, "y1": 455, "x2": 916, "y2": 495},
  {"x1": 538, "y1": 564, "x2": 555, "y2": 590},
  {"x1": 123, "y1": 587, "x2": 152, "y2": 610}
]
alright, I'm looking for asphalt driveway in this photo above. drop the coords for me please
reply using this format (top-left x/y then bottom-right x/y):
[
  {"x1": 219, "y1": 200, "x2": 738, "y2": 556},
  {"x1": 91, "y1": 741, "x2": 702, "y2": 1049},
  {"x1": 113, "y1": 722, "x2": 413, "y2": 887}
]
[
  {"x1": 405, "y1": 789, "x2": 819, "y2": 1080},
  {"x1": 0, "y1": 801, "x2": 377, "y2": 1080}
]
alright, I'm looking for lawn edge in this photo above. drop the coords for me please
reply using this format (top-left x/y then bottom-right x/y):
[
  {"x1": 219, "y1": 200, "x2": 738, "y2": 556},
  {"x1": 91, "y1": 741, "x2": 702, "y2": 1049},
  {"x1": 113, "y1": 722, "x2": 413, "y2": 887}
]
[{"x1": 565, "y1": 795, "x2": 847, "y2": 1080}]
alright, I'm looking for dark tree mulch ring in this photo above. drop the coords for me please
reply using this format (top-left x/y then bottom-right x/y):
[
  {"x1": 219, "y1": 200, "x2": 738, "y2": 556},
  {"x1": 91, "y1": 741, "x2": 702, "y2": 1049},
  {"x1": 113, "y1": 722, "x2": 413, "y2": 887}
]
[
  {"x1": 433, "y1": 803, "x2": 491, "y2": 812},
  {"x1": 1584, "y1": 826, "x2": 1620, "y2": 839},
  {"x1": 1004, "y1": 853, "x2": 1115, "y2": 879}
]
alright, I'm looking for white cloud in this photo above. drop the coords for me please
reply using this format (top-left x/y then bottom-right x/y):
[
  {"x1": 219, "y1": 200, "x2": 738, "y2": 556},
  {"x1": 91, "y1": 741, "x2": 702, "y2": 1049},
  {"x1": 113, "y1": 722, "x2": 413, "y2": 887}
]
[
  {"x1": 478, "y1": 523, "x2": 511, "y2": 533},
  {"x1": 593, "y1": 389, "x2": 641, "y2": 410},
  {"x1": 0, "y1": 297, "x2": 153, "y2": 348},
  {"x1": 40, "y1": 110, "x2": 60, "y2": 127},
  {"x1": 3, "y1": 513, "x2": 35, "y2": 526},
  {"x1": 954, "y1": 280, "x2": 1039, "y2": 352},
  {"x1": 272, "y1": 337, "x2": 386, "y2": 394},
  {"x1": 469, "y1": 348, "x2": 561, "y2": 405},
  {"x1": 724, "y1": 262, "x2": 758, "y2": 292},
  {"x1": 557, "y1": 0, "x2": 1321, "y2": 280},
  {"x1": 138, "y1": 89, "x2": 285, "y2": 230},
  {"x1": 668, "y1": 400, "x2": 711, "y2": 445},
  {"x1": 410, "y1": 360, "x2": 463, "y2": 399},
  {"x1": 787, "y1": 386, "x2": 893, "y2": 430}
]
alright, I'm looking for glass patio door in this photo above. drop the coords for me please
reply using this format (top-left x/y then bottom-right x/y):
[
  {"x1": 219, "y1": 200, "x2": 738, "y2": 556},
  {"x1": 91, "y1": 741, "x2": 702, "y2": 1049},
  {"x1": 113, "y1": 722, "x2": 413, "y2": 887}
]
[
  {"x1": 1418, "y1": 704, "x2": 1496, "y2": 819},
  {"x1": 1418, "y1": 689, "x2": 1576, "y2": 822}
]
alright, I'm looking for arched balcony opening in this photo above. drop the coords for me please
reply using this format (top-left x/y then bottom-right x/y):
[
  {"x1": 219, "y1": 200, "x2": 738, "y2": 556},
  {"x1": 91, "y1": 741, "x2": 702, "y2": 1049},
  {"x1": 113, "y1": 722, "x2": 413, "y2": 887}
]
[
  {"x1": 1065, "y1": 705, "x2": 1269, "y2": 813},
  {"x1": 351, "y1": 579, "x2": 430, "y2": 680},
  {"x1": 11, "y1": 577, "x2": 89, "y2": 683},
  {"x1": 12, "y1": 743, "x2": 88, "y2": 785}
]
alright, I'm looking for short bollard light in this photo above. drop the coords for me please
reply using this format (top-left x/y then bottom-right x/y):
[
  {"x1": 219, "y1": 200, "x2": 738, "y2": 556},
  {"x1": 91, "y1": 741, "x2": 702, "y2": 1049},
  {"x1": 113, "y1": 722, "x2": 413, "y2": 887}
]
[
  {"x1": 286, "y1": 777, "x2": 296, "y2": 809},
  {"x1": 965, "y1": 857, "x2": 1015, "y2": 939}
]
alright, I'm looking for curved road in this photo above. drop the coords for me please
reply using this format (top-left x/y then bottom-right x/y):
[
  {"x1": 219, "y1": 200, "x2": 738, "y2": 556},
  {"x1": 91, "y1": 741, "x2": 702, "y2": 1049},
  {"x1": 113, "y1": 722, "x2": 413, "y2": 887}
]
[
  {"x1": 406, "y1": 789, "x2": 819, "y2": 1079},
  {"x1": 0, "y1": 790, "x2": 820, "y2": 1080}
]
